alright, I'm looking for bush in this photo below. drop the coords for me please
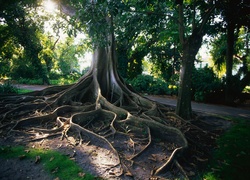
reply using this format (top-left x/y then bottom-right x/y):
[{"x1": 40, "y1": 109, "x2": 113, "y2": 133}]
[
  {"x1": 17, "y1": 78, "x2": 44, "y2": 85},
  {"x1": 0, "y1": 81, "x2": 18, "y2": 94},
  {"x1": 50, "y1": 73, "x2": 82, "y2": 85},
  {"x1": 16, "y1": 72, "x2": 82, "y2": 85},
  {"x1": 127, "y1": 74, "x2": 172, "y2": 95},
  {"x1": 192, "y1": 66, "x2": 223, "y2": 102}
]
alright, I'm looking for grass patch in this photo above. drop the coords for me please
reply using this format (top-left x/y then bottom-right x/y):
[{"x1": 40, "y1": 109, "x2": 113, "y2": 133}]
[
  {"x1": 17, "y1": 88, "x2": 34, "y2": 94},
  {"x1": 203, "y1": 117, "x2": 250, "y2": 180},
  {"x1": 0, "y1": 146, "x2": 97, "y2": 180}
]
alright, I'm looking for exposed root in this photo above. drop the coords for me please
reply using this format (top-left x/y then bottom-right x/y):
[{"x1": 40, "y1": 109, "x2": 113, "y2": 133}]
[
  {"x1": 153, "y1": 147, "x2": 185, "y2": 175},
  {"x1": 128, "y1": 126, "x2": 151, "y2": 160},
  {"x1": 0, "y1": 71, "x2": 212, "y2": 179}
]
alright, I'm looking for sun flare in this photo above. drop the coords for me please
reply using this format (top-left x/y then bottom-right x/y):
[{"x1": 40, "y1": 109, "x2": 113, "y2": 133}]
[{"x1": 43, "y1": 0, "x2": 57, "y2": 12}]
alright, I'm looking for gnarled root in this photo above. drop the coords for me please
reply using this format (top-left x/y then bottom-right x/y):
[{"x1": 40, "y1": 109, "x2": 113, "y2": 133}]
[{"x1": 0, "y1": 73, "x2": 189, "y2": 179}]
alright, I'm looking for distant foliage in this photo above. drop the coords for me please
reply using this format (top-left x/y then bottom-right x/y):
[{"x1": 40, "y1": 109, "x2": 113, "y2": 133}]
[
  {"x1": 192, "y1": 66, "x2": 223, "y2": 102},
  {"x1": 17, "y1": 78, "x2": 44, "y2": 85},
  {"x1": 127, "y1": 74, "x2": 173, "y2": 95},
  {"x1": 0, "y1": 81, "x2": 18, "y2": 94}
]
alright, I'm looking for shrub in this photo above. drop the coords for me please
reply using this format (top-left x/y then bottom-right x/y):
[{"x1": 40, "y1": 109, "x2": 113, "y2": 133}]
[
  {"x1": 127, "y1": 74, "x2": 171, "y2": 95},
  {"x1": 17, "y1": 78, "x2": 44, "y2": 85},
  {"x1": 0, "y1": 81, "x2": 18, "y2": 94},
  {"x1": 192, "y1": 66, "x2": 223, "y2": 102}
]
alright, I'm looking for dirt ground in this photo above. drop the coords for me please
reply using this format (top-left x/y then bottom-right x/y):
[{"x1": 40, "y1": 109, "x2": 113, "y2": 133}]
[
  {"x1": 0, "y1": 111, "x2": 233, "y2": 180},
  {"x1": 0, "y1": 157, "x2": 53, "y2": 180}
]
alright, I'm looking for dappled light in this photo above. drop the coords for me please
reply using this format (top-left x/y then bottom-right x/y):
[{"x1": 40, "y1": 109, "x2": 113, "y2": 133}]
[
  {"x1": 1, "y1": 0, "x2": 249, "y2": 179},
  {"x1": 43, "y1": 0, "x2": 57, "y2": 13},
  {"x1": 0, "y1": 47, "x2": 220, "y2": 179}
]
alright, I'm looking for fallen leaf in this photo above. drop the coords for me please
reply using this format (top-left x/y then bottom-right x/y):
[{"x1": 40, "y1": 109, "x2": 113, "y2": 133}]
[
  {"x1": 148, "y1": 154, "x2": 157, "y2": 161},
  {"x1": 70, "y1": 150, "x2": 76, "y2": 158},
  {"x1": 24, "y1": 150, "x2": 30, "y2": 153},
  {"x1": 78, "y1": 172, "x2": 85, "y2": 177},
  {"x1": 52, "y1": 167, "x2": 59, "y2": 174},
  {"x1": 19, "y1": 154, "x2": 26, "y2": 160},
  {"x1": 148, "y1": 156, "x2": 156, "y2": 162},
  {"x1": 125, "y1": 172, "x2": 133, "y2": 177},
  {"x1": 50, "y1": 157, "x2": 54, "y2": 161},
  {"x1": 35, "y1": 156, "x2": 40, "y2": 164}
]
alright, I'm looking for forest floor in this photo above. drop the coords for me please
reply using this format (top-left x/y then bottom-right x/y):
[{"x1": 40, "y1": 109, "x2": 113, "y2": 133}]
[
  {"x1": 0, "y1": 85, "x2": 249, "y2": 179},
  {"x1": 0, "y1": 113, "x2": 231, "y2": 180}
]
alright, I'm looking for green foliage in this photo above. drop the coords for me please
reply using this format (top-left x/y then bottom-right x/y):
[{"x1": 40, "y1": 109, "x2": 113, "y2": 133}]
[
  {"x1": 50, "y1": 74, "x2": 81, "y2": 85},
  {"x1": 17, "y1": 78, "x2": 44, "y2": 85},
  {"x1": 192, "y1": 66, "x2": 223, "y2": 102},
  {"x1": 0, "y1": 81, "x2": 18, "y2": 94},
  {"x1": 204, "y1": 118, "x2": 250, "y2": 180},
  {"x1": 209, "y1": 34, "x2": 227, "y2": 72},
  {"x1": 0, "y1": 146, "x2": 96, "y2": 180},
  {"x1": 17, "y1": 73, "x2": 81, "y2": 86},
  {"x1": 127, "y1": 74, "x2": 173, "y2": 95},
  {"x1": 243, "y1": 86, "x2": 250, "y2": 93}
]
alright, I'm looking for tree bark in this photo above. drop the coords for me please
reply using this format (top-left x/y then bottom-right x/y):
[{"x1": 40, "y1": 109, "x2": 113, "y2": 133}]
[
  {"x1": 176, "y1": 32, "x2": 202, "y2": 119},
  {"x1": 176, "y1": 1, "x2": 214, "y2": 119},
  {"x1": 225, "y1": 20, "x2": 235, "y2": 105}
]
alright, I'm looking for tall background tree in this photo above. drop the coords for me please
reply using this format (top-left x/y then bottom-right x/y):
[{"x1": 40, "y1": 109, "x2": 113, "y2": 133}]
[
  {"x1": 216, "y1": 0, "x2": 250, "y2": 105},
  {"x1": 175, "y1": 0, "x2": 216, "y2": 119}
]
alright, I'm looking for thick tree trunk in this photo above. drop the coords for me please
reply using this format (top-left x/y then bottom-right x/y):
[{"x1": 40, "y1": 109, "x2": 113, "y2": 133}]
[{"x1": 176, "y1": 48, "x2": 194, "y2": 120}]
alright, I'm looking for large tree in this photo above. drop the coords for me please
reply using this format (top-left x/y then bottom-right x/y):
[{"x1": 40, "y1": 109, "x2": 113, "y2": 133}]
[{"x1": 0, "y1": 0, "x2": 216, "y2": 178}]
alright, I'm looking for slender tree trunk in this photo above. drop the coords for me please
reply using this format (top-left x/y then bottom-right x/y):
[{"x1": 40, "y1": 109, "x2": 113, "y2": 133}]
[
  {"x1": 175, "y1": 0, "x2": 214, "y2": 119},
  {"x1": 176, "y1": 33, "x2": 202, "y2": 119},
  {"x1": 176, "y1": 1, "x2": 202, "y2": 119},
  {"x1": 225, "y1": 21, "x2": 235, "y2": 105}
]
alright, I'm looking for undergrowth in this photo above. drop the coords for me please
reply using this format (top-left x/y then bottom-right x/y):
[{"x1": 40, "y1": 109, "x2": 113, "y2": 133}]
[
  {"x1": 0, "y1": 81, "x2": 18, "y2": 94},
  {"x1": 0, "y1": 146, "x2": 96, "y2": 180},
  {"x1": 203, "y1": 117, "x2": 250, "y2": 180}
]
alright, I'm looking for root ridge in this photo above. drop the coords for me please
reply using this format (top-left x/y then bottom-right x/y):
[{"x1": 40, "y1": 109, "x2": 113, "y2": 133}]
[{"x1": 0, "y1": 74, "x2": 213, "y2": 179}]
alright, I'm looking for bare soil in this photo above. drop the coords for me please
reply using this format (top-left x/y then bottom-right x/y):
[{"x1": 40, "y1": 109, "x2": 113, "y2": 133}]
[{"x1": 0, "y1": 158, "x2": 53, "y2": 180}]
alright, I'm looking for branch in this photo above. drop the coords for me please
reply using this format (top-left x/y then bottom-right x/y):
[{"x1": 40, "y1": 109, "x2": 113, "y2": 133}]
[
  {"x1": 58, "y1": 0, "x2": 76, "y2": 16},
  {"x1": 178, "y1": 3, "x2": 185, "y2": 45},
  {"x1": 198, "y1": 4, "x2": 216, "y2": 35},
  {"x1": 52, "y1": 36, "x2": 60, "y2": 50}
]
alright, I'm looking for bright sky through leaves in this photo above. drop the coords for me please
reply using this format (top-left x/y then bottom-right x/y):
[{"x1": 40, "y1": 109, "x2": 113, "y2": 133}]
[{"x1": 43, "y1": 0, "x2": 57, "y2": 12}]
